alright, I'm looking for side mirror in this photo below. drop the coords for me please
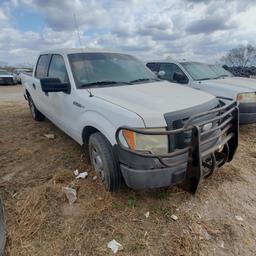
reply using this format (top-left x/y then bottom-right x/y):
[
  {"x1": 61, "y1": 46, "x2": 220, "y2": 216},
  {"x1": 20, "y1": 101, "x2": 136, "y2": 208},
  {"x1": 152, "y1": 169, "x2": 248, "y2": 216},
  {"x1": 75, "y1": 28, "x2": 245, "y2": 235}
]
[
  {"x1": 40, "y1": 78, "x2": 70, "y2": 93},
  {"x1": 173, "y1": 72, "x2": 188, "y2": 84},
  {"x1": 157, "y1": 70, "x2": 166, "y2": 78}
]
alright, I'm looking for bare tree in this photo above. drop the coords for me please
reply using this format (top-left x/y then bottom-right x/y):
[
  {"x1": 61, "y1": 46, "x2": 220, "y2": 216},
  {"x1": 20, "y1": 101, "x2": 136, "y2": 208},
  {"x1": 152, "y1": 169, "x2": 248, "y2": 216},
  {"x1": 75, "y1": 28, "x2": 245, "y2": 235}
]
[{"x1": 221, "y1": 45, "x2": 256, "y2": 67}]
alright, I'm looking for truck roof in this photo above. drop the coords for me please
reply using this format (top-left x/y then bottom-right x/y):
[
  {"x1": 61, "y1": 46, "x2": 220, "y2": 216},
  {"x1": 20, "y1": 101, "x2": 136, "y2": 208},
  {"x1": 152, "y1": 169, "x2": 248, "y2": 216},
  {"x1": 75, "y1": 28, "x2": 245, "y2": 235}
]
[
  {"x1": 39, "y1": 48, "x2": 124, "y2": 55},
  {"x1": 147, "y1": 58, "x2": 188, "y2": 64}
]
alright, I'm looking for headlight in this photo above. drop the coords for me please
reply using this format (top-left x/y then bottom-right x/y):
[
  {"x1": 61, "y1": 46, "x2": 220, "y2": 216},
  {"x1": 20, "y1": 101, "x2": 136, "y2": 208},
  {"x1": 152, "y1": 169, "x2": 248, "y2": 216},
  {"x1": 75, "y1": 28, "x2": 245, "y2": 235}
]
[
  {"x1": 122, "y1": 128, "x2": 168, "y2": 154},
  {"x1": 237, "y1": 92, "x2": 256, "y2": 103}
]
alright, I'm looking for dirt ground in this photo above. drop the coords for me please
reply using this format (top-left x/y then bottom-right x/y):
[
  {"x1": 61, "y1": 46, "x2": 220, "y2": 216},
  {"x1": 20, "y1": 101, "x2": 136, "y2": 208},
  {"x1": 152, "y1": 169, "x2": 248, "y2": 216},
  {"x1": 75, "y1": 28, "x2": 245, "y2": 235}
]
[{"x1": 0, "y1": 86, "x2": 256, "y2": 255}]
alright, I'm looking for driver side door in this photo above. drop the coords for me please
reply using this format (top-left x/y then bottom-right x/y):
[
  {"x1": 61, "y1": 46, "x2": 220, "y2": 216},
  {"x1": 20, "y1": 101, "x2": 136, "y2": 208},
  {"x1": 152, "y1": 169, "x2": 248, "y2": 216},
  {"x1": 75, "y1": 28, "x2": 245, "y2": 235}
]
[{"x1": 46, "y1": 54, "x2": 72, "y2": 129}]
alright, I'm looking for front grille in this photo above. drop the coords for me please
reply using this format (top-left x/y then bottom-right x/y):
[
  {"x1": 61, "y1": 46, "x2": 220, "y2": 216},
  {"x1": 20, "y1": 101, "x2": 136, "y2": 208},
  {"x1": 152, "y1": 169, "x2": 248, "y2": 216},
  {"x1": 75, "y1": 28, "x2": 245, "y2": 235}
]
[
  {"x1": 166, "y1": 100, "x2": 221, "y2": 152},
  {"x1": 172, "y1": 113, "x2": 219, "y2": 149},
  {"x1": 0, "y1": 77, "x2": 14, "y2": 84}
]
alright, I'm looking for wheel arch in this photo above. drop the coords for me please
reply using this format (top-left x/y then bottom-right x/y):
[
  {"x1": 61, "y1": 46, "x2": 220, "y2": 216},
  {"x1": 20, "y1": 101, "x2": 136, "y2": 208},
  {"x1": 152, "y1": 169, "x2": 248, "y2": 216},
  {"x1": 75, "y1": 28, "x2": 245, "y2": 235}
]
[
  {"x1": 82, "y1": 126, "x2": 100, "y2": 145},
  {"x1": 79, "y1": 110, "x2": 118, "y2": 146}
]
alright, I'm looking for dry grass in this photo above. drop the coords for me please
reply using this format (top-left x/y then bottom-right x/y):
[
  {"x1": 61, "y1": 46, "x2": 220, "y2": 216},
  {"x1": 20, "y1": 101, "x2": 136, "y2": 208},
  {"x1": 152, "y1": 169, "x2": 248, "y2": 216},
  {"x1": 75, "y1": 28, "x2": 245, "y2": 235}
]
[{"x1": 1, "y1": 102, "x2": 256, "y2": 256}]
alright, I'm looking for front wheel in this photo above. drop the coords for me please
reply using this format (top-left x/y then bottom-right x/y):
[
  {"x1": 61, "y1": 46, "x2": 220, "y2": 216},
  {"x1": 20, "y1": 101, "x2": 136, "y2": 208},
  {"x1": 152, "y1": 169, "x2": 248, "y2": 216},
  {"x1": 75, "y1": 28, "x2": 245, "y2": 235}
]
[
  {"x1": 89, "y1": 132, "x2": 121, "y2": 192},
  {"x1": 28, "y1": 96, "x2": 45, "y2": 121}
]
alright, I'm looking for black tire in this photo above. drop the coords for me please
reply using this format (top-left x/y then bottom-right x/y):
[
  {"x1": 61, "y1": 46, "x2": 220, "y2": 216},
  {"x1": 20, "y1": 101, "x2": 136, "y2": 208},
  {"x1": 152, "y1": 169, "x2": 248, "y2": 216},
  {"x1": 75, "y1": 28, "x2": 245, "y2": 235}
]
[
  {"x1": 28, "y1": 96, "x2": 45, "y2": 121},
  {"x1": 89, "y1": 132, "x2": 121, "y2": 192}
]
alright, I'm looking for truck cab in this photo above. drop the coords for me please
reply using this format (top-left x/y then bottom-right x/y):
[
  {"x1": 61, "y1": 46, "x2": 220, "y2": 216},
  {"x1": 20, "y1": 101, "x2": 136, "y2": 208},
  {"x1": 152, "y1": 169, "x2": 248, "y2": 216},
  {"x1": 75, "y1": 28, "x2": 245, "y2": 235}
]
[{"x1": 22, "y1": 49, "x2": 238, "y2": 192}]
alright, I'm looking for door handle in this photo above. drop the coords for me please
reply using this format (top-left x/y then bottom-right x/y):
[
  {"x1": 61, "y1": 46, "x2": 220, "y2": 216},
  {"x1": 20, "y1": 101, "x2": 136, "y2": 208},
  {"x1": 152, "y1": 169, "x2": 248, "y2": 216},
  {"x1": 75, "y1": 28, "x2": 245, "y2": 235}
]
[{"x1": 32, "y1": 83, "x2": 36, "y2": 89}]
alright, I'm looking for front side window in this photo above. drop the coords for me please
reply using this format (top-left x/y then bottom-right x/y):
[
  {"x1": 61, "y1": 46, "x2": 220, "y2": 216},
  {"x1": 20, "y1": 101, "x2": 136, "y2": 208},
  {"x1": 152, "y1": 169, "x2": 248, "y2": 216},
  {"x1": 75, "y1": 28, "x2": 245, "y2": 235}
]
[
  {"x1": 35, "y1": 54, "x2": 51, "y2": 78},
  {"x1": 48, "y1": 55, "x2": 68, "y2": 83},
  {"x1": 68, "y1": 52, "x2": 158, "y2": 88},
  {"x1": 181, "y1": 62, "x2": 219, "y2": 81},
  {"x1": 146, "y1": 63, "x2": 160, "y2": 73},
  {"x1": 159, "y1": 63, "x2": 188, "y2": 84}
]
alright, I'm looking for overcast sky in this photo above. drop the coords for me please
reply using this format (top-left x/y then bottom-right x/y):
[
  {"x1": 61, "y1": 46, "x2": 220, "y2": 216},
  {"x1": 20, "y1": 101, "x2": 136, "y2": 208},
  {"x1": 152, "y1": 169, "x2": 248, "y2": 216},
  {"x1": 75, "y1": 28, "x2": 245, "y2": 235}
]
[{"x1": 0, "y1": 0, "x2": 256, "y2": 66}]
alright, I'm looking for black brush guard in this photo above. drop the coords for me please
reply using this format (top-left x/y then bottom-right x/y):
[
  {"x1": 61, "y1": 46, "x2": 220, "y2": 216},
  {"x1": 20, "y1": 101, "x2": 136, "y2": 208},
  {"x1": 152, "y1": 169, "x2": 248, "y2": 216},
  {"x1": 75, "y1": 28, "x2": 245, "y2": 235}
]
[{"x1": 115, "y1": 100, "x2": 239, "y2": 193}]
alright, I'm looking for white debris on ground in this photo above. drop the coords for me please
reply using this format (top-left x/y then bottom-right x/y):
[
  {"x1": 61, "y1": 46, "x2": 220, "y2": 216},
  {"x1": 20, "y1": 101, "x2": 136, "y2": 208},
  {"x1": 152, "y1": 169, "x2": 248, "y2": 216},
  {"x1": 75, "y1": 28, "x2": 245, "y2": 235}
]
[
  {"x1": 235, "y1": 215, "x2": 243, "y2": 221},
  {"x1": 73, "y1": 170, "x2": 88, "y2": 179},
  {"x1": 171, "y1": 214, "x2": 178, "y2": 221},
  {"x1": 107, "y1": 239, "x2": 123, "y2": 254},
  {"x1": 75, "y1": 172, "x2": 88, "y2": 179},
  {"x1": 43, "y1": 133, "x2": 55, "y2": 139},
  {"x1": 219, "y1": 240, "x2": 225, "y2": 248},
  {"x1": 63, "y1": 187, "x2": 77, "y2": 205},
  {"x1": 144, "y1": 211, "x2": 150, "y2": 218},
  {"x1": 73, "y1": 169, "x2": 79, "y2": 176},
  {"x1": 92, "y1": 176, "x2": 97, "y2": 181}
]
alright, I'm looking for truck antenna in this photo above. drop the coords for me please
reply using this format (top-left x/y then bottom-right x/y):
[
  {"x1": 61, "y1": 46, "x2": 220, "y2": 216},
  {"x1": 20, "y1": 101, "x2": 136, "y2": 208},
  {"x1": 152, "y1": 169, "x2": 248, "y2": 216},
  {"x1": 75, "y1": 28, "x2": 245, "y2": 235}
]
[
  {"x1": 73, "y1": 13, "x2": 83, "y2": 47},
  {"x1": 87, "y1": 89, "x2": 93, "y2": 97}
]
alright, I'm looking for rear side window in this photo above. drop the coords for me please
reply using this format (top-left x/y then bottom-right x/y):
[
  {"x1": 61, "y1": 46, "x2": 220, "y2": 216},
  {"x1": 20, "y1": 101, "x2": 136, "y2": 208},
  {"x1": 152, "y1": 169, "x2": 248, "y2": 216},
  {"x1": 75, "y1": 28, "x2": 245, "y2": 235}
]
[
  {"x1": 35, "y1": 55, "x2": 51, "y2": 78},
  {"x1": 146, "y1": 63, "x2": 160, "y2": 73},
  {"x1": 48, "y1": 55, "x2": 68, "y2": 83}
]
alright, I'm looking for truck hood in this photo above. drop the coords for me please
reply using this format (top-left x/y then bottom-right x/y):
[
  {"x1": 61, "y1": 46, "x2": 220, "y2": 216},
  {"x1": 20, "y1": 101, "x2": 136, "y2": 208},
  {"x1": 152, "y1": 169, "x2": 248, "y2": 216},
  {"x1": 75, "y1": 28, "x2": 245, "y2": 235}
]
[
  {"x1": 225, "y1": 77, "x2": 256, "y2": 90},
  {"x1": 90, "y1": 81, "x2": 216, "y2": 127},
  {"x1": 197, "y1": 77, "x2": 256, "y2": 99}
]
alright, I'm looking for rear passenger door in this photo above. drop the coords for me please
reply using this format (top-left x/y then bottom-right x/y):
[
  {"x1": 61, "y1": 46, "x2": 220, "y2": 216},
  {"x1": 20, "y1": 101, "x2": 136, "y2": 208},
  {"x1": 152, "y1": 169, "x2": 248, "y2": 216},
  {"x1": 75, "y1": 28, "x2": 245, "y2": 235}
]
[
  {"x1": 159, "y1": 63, "x2": 189, "y2": 85},
  {"x1": 32, "y1": 54, "x2": 52, "y2": 113}
]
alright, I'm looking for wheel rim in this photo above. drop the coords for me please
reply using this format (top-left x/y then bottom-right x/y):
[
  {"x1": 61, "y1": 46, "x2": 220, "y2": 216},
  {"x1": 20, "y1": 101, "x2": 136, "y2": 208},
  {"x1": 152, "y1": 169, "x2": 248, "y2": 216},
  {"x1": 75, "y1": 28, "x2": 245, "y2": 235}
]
[
  {"x1": 91, "y1": 146, "x2": 105, "y2": 181},
  {"x1": 29, "y1": 99, "x2": 36, "y2": 119}
]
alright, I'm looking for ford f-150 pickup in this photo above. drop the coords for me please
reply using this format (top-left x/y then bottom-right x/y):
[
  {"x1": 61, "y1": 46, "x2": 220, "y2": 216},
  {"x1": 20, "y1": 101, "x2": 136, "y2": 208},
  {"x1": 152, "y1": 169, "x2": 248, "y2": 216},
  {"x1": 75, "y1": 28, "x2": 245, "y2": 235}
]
[
  {"x1": 147, "y1": 60, "x2": 256, "y2": 124},
  {"x1": 21, "y1": 49, "x2": 239, "y2": 192}
]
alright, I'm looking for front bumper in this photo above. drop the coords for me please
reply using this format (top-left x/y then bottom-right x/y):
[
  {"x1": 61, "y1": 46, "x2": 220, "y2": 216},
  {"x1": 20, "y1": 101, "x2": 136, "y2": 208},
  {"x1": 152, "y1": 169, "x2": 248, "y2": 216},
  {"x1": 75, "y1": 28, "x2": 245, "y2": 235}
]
[
  {"x1": 116, "y1": 100, "x2": 239, "y2": 192},
  {"x1": 239, "y1": 102, "x2": 256, "y2": 124},
  {"x1": 116, "y1": 146, "x2": 187, "y2": 189}
]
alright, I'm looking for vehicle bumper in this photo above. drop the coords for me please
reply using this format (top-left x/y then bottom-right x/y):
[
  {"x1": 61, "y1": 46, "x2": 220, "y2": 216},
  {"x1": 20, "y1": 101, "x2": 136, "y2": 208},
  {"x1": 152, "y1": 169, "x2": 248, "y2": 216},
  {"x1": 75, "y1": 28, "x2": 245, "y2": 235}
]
[
  {"x1": 115, "y1": 145, "x2": 188, "y2": 189},
  {"x1": 120, "y1": 164, "x2": 186, "y2": 189},
  {"x1": 239, "y1": 103, "x2": 256, "y2": 124},
  {"x1": 115, "y1": 100, "x2": 239, "y2": 192}
]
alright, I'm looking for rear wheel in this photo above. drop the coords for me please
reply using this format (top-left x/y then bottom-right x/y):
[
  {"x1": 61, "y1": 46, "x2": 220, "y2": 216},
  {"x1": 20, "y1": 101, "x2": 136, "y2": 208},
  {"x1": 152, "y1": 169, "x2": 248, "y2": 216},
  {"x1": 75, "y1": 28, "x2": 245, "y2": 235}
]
[
  {"x1": 28, "y1": 96, "x2": 45, "y2": 121},
  {"x1": 89, "y1": 132, "x2": 121, "y2": 192}
]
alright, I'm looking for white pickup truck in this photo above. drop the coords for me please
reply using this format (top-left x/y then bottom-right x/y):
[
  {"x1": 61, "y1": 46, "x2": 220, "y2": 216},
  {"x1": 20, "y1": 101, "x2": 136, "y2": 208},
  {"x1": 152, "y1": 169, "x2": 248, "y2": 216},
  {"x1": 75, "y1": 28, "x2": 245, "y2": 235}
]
[
  {"x1": 21, "y1": 49, "x2": 238, "y2": 192},
  {"x1": 147, "y1": 60, "x2": 256, "y2": 124}
]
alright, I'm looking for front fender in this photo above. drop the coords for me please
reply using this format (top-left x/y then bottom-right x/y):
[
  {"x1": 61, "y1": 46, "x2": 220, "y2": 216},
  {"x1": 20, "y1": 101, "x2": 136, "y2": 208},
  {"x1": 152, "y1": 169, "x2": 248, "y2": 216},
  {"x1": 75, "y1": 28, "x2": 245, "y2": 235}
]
[
  {"x1": 78, "y1": 110, "x2": 119, "y2": 145},
  {"x1": 194, "y1": 81, "x2": 240, "y2": 100}
]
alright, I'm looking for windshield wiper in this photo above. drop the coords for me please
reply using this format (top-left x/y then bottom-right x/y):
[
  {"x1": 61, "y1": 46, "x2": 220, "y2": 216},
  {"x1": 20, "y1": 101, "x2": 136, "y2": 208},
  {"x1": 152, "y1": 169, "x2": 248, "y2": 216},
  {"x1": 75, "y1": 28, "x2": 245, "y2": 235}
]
[
  {"x1": 197, "y1": 78, "x2": 212, "y2": 81},
  {"x1": 129, "y1": 78, "x2": 160, "y2": 83},
  {"x1": 80, "y1": 81, "x2": 132, "y2": 88}
]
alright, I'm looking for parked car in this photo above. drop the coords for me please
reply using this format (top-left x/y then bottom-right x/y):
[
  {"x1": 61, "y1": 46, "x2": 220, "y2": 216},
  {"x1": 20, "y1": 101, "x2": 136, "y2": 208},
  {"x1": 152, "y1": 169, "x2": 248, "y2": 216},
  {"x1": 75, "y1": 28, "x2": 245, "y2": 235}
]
[
  {"x1": 14, "y1": 68, "x2": 33, "y2": 83},
  {"x1": 0, "y1": 69, "x2": 17, "y2": 85},
  {"x1": 146, "y1": 60, "x2": 256, "y2": 124},
  {"x1": 21, "y1": 49, "x2": 238, "y2": 192}
]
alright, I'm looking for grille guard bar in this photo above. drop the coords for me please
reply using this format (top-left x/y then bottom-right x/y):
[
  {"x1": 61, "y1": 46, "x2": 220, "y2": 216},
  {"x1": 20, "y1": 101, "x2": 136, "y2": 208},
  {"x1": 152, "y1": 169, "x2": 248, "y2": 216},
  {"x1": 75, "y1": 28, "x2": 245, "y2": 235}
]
[{"x1": 115, "y1": 100, "x2": 239, "y2": 193}]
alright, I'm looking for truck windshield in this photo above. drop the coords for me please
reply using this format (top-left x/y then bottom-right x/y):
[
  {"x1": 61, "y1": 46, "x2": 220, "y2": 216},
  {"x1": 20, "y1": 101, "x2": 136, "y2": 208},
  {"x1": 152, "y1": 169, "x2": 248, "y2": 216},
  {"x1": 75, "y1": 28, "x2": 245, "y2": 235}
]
[
  {"x1": 209, "y1": 65, "x2": 233, "y2": 77},
  {"x1": 68, "y1": 52, "x2": 158, "y2": 88},
  {"x1": 181, "y1": 62, "x2": 219, "y2": 81},
  {"x1": 0, "y1": 70, "x2": 9, "y2": 75}
]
